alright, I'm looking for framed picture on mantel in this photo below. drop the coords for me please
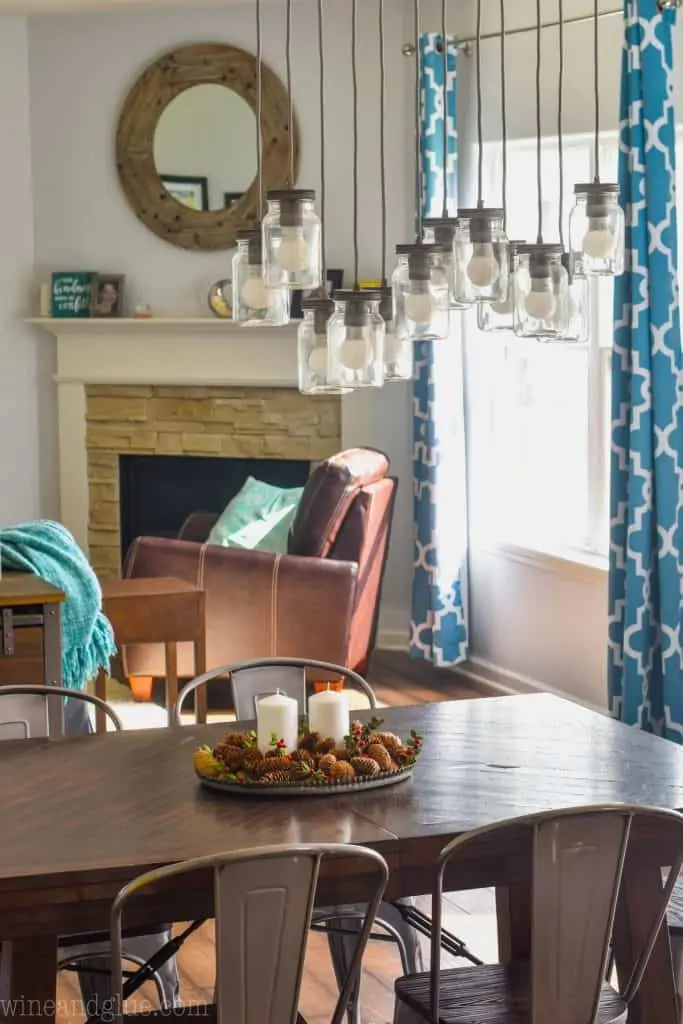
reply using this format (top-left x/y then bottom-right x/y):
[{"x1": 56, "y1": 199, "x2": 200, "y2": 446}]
[{"x1": 51, "y1": 272, "x2": 96, "y2": 318}]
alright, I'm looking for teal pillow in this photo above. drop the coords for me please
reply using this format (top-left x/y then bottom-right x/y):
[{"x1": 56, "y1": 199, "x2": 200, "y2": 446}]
[{"x1": 207, "y1": 476, "x2": 304, "y2": 554}]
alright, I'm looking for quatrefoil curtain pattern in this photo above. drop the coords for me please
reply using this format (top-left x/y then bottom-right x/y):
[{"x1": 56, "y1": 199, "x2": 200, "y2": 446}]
[
  {"x1": 411, "y1": 33, "x2": 469, "y2": 667},
  {"x1": 608, "y1": 0, "x2": 683, "y2": 735}
]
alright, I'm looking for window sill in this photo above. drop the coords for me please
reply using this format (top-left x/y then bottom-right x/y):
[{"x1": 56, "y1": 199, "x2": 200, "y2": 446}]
[{"x1": 472, "y1": 539, "x2": 609, "y2": 583}]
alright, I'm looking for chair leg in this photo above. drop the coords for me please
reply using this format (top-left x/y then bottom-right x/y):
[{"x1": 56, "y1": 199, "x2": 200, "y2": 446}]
[
  {"x1": 326, "y1": 900, "x2": 424, "y2": 1024},
  {"x1": 670, "y1": 933, "x2": 683, "y2": 1024},
  {"x1": 128, "y1": 676, "x2": 154, "y2": 703},
  {"x1": 64, "y1": 932, "x2": 180, "y2": 1015}
]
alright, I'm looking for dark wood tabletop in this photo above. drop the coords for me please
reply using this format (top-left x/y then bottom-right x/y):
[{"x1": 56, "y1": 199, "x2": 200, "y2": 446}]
[
  {"x1": 1, "y1": 693, "x2": 682, "y2": 1022},
  {"x1": 0, "y1": 573, "x2": 65, "y2": 606}
]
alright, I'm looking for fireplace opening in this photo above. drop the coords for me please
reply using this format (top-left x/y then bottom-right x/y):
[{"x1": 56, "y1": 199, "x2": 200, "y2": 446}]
[{"x1": 118, "y1": 453, "x2": 310, "y2": 563}]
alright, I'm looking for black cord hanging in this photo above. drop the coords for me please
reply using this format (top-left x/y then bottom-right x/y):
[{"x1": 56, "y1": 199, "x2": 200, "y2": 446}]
[
  {"x1": 593, "y1": 0, "x2": 600, "y2": 182},
  {"x1": 535, "y1": 0, "x2": 543, "y2": 244},
  {"x1": 414, "y1": 0, "x2": 423, "y2": 240},
  {"x1": 475, "y1": 0, "x2": 484, "y2": 207},
  {"x1": 317, "y1": 0, "x2": 327, "y2": 280},
  {"x1": 351, "y1": 0, "x2": 360, "y2": 289},
  {"x1": 558, "y1": 0, "x2": 565, "y2": 250},
  {"x1": 379, "y1": 0, "x2": 388, "y2": 285},
  {"x1": 440, "y1": 0, "x2": 449, "y2": 219},
  {"x1": 500, "y1": 0, "x2": 507, "y2": 230},
  {"x1": 256, "y1": 0, "x2": 263, "y2": 222},
  {"x1": 286, "y1": 0, "x2": 295, "y2": 187}
]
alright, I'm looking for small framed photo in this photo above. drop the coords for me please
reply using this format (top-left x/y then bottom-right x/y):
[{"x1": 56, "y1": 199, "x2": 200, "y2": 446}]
[
  {"x1": 223, "y1": 192, "x2": 243, "y2": 209},
  {"x1": 161, "y1": 175, "x2": 209, "y2": 211},
  {"x1": 91, "y1": 274, "x2": 125, "y2": 318},
  {"x1": 290, "y1": 268, "x2": 344, "y2": 320}
]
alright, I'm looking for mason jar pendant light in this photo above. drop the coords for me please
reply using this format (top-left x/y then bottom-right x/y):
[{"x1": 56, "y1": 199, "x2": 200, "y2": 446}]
[
  {"x1": 374, "y1": 0, "x2": 413, "y2": 382},
  {"x1": 514, "y1": 0, "x2": 569, "y2": 339},
  {"x1": 569, "y1": 0, "x2": 624, "y2": 277},
  {"x1": 556, "y1": 0, "x2": 589, "y2": 342},
  {"x1": 421, "y1": 0, "x2": 463, "y2": 312},
  {"x1": 298, "y1": 0, "x2": 347, "y2": 394},
  {"x1": 326, "y1": 0, "x2": 384, "y2": 389},
  {"x1": 454, "y1": 0, "x2": 509, "y2": 306},
  {"x1": 392, "y1": 0, "x2": 450, "y2": 342},
  {"x1": 233, "y1": 0, "x2": 289, "y2": 327},
  {"x1": 263, "y1": 0, "x2": 322, "y2": 291},
  {"x1": 478, "y1": 0, "x2": 518, "y2": 333}
]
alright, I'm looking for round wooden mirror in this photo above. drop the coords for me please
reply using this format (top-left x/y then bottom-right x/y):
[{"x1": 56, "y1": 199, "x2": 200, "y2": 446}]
[{"x1": 116, "y1": 43, "x2": 299, "y2": 252}]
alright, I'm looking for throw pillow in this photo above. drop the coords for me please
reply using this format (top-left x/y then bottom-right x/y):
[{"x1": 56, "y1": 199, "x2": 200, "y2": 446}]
[{"x1": 207, "y1": 477, "x2": 304, "y2": 554}]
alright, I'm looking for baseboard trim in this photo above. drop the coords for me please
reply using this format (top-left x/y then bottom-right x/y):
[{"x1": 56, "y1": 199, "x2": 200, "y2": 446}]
[
  {"x1": 377, "y1": 610, "x2": 410, "y2": 652},
  {"x1": 455, "y1": 656, "x2": 606, "y2": 714}
]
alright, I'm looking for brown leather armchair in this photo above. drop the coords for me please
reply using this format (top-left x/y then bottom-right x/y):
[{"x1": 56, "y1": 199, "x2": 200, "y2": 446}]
[{"x1": 121, "y1": 448, "x2": 397, "y2": 689}]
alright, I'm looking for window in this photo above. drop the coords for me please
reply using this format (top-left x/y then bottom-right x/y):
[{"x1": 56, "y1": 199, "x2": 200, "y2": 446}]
[{"x1": 466, "y1": 134, "x2": 619, "y2": 561}]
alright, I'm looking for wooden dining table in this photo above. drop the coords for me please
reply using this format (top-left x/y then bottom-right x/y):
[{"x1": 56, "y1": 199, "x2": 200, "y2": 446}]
[{"x1": 1, "y1": 693, "x2": 682, "y2": 1023}]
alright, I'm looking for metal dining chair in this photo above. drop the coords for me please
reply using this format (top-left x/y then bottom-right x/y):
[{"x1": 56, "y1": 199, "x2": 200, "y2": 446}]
[
  {"x1": 175, "y1": 657, "x2": 426, "y2": 1024},
  {"x1": 394, "y1": 803, "x2": 683, "y2": 1024},
  {"x1": 0, "y1": 684, "x2": 175, "y2": 1012},
  {"x1": 108, "y1": 843, "x2": 389, "y2": 1024}
]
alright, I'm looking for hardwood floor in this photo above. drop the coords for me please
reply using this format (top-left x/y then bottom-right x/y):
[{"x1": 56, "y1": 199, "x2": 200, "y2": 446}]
[{"x1": 56, "y1": 652, "x2": 492, "y2": 1024}]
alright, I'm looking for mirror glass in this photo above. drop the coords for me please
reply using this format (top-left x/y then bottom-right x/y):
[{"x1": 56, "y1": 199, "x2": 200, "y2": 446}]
[{"x1": 153, "y1": 84, "x2": 257, "y2": 212}]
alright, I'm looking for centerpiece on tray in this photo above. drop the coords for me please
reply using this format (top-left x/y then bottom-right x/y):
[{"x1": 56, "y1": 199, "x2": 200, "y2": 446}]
[{"x1": 193, "y1": 686, "x2": 422, "y2": 796}]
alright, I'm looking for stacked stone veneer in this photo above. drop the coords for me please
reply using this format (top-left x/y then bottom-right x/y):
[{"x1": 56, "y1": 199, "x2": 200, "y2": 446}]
[{"x1": 85, "y1": 384, "x2": 342, "y2": 578}]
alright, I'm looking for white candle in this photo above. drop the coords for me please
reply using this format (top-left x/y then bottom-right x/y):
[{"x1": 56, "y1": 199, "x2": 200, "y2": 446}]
[
  {"x1": 307, "y1": 687, "x2": 349, "y2": 746},
  {"x1": 256, "y1": 691, "x2": 298, "y2": 753}
]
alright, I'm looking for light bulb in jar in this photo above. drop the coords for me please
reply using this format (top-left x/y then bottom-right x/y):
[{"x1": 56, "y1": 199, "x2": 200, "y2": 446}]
[
  {"x1": 340, "y1": 327, "x2": 371, "y2": 371},
  {"x1": 467, "y1": 243, "x2": 500, "y2": 287},
  {"x1": 308, "y1": 343, "x2": 328, "y2": 376},
  {"x1": 582, "y1": 224, "x2": 616, "y2": 260},
  {"x1": 525, "y1": 288, "x2": 556, "y2": 320},
  {"x1": 404, "y1": 289, "x2": 435, "y2": 324},
  {"x1": 278, "y1": 228, "x2": 309, "y2": 272},
  {"x1": 241, "y1": 272, "x2": 269, "y2": 311}
]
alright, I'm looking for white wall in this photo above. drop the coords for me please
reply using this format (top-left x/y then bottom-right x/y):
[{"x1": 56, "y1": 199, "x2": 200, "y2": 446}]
[
  {"x1": 0, "y1": 17, "x2": 53, "y2": 527},
  {"x1": 27, "y1": 0, "x2": 417, "y2": 632}
]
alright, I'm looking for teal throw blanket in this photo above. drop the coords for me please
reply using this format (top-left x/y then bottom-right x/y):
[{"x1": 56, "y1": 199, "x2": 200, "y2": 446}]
[{"x1": 0, "y1": 520, "x2": 116, "y2": 692}]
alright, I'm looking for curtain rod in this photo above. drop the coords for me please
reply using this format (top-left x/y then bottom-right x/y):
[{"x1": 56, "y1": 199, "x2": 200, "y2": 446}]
[{"x1": 401, "y1": 6, "x2": 622, "y2": 56}]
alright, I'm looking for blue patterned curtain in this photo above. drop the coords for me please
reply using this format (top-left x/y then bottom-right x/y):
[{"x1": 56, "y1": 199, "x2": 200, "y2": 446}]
[
  {"x1": 410, "y1": 34, "x2": 469, "y2": 667},
  {"x1": 608, "y1": 0, "x2": 683, "y2": 736}
]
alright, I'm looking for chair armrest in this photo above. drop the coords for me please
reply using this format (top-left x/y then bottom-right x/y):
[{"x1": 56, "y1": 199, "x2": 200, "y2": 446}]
[
  {"x1": 177, "y1": 512, "x2": 219, "y2": 542},
  {"x1": 122, "y1": 537, "x2": 358, "y2": 677}
]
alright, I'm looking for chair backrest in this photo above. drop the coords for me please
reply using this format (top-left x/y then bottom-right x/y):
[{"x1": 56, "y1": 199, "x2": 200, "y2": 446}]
[
  {"x1": 110, "y1": 843, "x2": 388, "y2": 1024},
  {"x1": 0, "y1": 685, "x2": 122, "y2": 740},
  {"x1": 174, "y1": 657, "x2": 377, "y2": 724},
  {"x1": 430, "y1": 804, "x2": 683, "y2": 1024}
]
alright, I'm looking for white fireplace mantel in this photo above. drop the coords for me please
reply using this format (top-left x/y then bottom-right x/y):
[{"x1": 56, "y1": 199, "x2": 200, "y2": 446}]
[{"x1": 28, "y1": 317, "x2": 374, "y2": 553}]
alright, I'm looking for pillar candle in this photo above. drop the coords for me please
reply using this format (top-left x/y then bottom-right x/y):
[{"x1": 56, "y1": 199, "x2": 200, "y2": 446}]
[
  {"x1": 255, "y1": 691, "x2": 298, "y2": 753},
  {"x1": 307, "y1": 686, "x2": 349, "y2": 746}
]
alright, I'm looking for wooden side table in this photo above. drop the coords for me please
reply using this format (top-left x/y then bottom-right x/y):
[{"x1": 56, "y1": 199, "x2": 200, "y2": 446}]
[
  {"x1": 0, "y1": 573, "x2": 66, "y2": 736},
  {"x1": 96, "y1": 577, "x2": 207, "y2": 732}
]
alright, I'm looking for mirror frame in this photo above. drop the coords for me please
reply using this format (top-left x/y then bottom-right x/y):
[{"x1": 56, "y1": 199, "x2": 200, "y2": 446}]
[{"x1": 116, "y1": 42, "x2": 299, "y2": 251}]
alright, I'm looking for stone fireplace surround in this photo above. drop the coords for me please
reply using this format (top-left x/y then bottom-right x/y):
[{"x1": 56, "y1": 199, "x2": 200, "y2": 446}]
[{"x1": 32, "y1": 318, "x2": 372, "y2": 567}]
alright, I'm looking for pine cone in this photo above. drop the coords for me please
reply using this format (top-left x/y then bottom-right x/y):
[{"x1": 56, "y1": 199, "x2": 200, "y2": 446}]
[
  {"x1": 290, "y1": 762, "x2": 313, "y2": 782},
  {"x1": 331, "y1": 747, "x2": 351, "y2": 762},
  {"x1": 266, "y1": 747, "x2": 287, "y2": 759},
  {"x1": 366, "y1": 743, "x2": 393, "y2": 772},
  {"x1": 241, "y1": 748, "x2": 265, "y2": 771},
  {"x1": 300, "y1": 730, "x2": 322, "y2": 753},
  {"x1": 255, "y1": 756, "x2": 291, "y2": 778},
  {"x1": 261, "y1": 771, "x2": 291, "y2": 784},
  {"x1": 315, "y1": 736, "x2": 336, "y2": 755},
  {"x1": 351, "y1": 756, "x2": 381, "y2": 778},
  {"x1": 392, "y1": 746, "x2": 411, "y2": 766},
  {"x1": 224, "y1": 731, "x2": 249, "y2": 748},
  {"x1": 292, "y1": 748, "x2": 314, "y2": 764},
  {"x1": 214, "y1": 744, "x2": 245, "y2": 771},
  {"x1": 318, "y1": 753, "x2": 337, "y2": 775},
  {"x1": 330, "y1": 760, "x2": 356, "y2": 781},
  {"x1": 369, "y1": 731, "x2": 403, "y2": 754}
]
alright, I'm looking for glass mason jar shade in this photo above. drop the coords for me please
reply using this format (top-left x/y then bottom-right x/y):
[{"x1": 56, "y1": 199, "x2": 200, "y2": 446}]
[
  {"x1": 378, "y1": 286, "x2": 412, "y2": 382},
  {"x1": 514, "y1": 244, "x2": 570, "y2": 340},
  {"x1": 477, "y1": 239, "x2": 525, "y2": 333},
  {"x1": 559, "y1": 253, "x2": 590, "y2": 342},
  {"x1": 327, "y1": 291, "x2": 385, "y2": 389},
  {"x1": 298, "y1": 295, "x2": 350, "y2": 395},
  {"x1": 262, "y1": 189, "x2": 322, "y2": 291},
  {"x1": 392, "y1": 243, "x2": 450, "y2": 342},
  {"x1": 453, "y1": 208, "x2": 509, "y2": 305},
  {"x1": 232, "y1": 231, "x2": 290, "y2": 326},
  {"x1": 422, "y1": 217, "x2": 466, "y2": 309},
  {"x1": 569, "y1": 183, "x2": 624, "y2": 277}
]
